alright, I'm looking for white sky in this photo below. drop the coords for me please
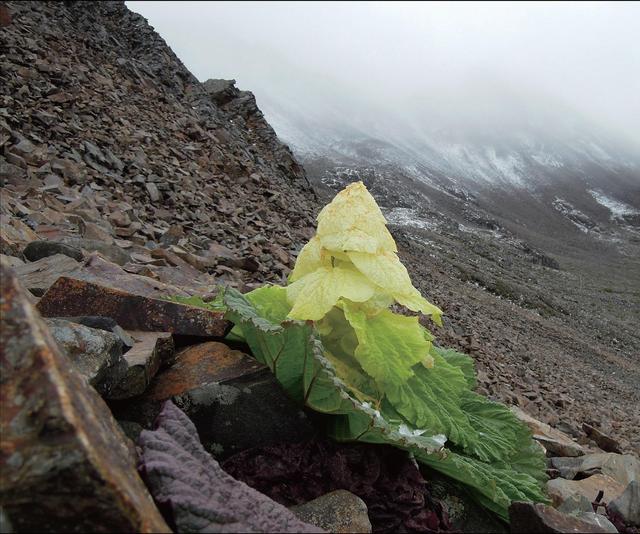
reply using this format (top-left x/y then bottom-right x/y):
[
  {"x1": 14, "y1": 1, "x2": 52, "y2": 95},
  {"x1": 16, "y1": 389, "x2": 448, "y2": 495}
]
[{"x1": 127, "y1": 1, "x2": 640, "y2": 146}]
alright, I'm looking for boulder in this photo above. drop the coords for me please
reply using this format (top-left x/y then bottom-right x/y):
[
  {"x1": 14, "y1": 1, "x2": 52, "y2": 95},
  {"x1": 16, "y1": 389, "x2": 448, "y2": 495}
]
[
  {"x1": 509, "y1": 502, "x2": 616, "y2": 533},
  {"x1": 582, "y1": 424, "x2": 623, "y2": 454},
  {"x1": 112, "y1": 341, "x2": 314, "y2": 458},
  {"x1": 45, "y1": 318, "x2": 127, "y2": 397},
  {"x1": 36, "y1": 276, "x2": 230, "y2": 337},
  {"x1": 59, "y1": 315, "x2": 135, "y2": 348},
  {"x1": 547, "y1": 474, "x2": 626, "y2": 509},
  {"x1": 511, "y1": 407, "x2": 584, "y2": 457},
  {"x1": 23, "y1": 240, "x2": 84, "y2": 262},
  {"x1": 608, "y1": 481, "x2": 639, "y2": 527},
  {"x1": 550, "y1": 452, "x2": 639, "y2": 486},
  {"x1": 108, "y1": 331, "x2": 174, "y2": 399},
  {"x1": 0, "y1": 259, "x2": 169, "y2": 532},
  {"x1": 291, "y1": 490, "x2": 372, "y2": 533},
  {"x1": 13, "y1": 253, "x2": 81, "y2": 296}
]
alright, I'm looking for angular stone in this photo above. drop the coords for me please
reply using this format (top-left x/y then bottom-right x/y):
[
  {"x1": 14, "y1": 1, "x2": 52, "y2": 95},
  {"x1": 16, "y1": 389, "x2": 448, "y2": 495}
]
[
  {"x1": 509, "y1": 502, "x2": 616, "y2": 533},
  {"x1": 59, "y1": 315, "x2": 135, "y2": 349},
  {"x1": 582, "y1": 424, "x2": 622, "y2": 454},
  {"x1": 0, "y1": 254, "x2": 24, "y2": 269},
  {"x1": 547, "y1": 474, "x2": 626, "y2": 509},
  {"x1": 291, "y1": 490, "x2": 372, "y2": 533},
  {"x1": 145, "y1": 182, "x2": 161, "y2": 203},
  {"x1": 74, "y1": 252, "x2": 189, "y2": 298},
  {"x1": 550, "y1": 453, "x2": 639, "y2": 486},
  {"x1": 609, "y1": 481, "x2": 640, "y2": 527},
  {"x1": 511, "y1": 407, "x2": 584, "y2": 457},
  {"x1": 37, "y1": 277, "x2": 230, "y2": 337},
  {"x1": 108, "y1": 332, "x2": 174, "y2": 400},
  {"x1": 112, "y1": 341, "x2": 314, "y2": 458},
  {"x1": 14, "y1": 253, "x2": 81, "y2": 296},
  {"x1": 0, "y1": 259, "x2": 169, "y2": 533},
  {"x1": 45, "y1": 318, "x2": 127, "y2": 397},
  {"x1": 23, "y1": 240, "x2": 84, "y2": 262},
  {"x1": 573, "y1": 513, "x2": 618, "y2": 533},
  {"x1": 61, "y1": 237, "x2": 131, "y2": 266}
]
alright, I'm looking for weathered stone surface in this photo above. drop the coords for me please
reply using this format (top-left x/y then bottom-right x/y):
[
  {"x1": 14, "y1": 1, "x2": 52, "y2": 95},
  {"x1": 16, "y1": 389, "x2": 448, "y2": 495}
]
[
  {"x1": 550, "y1": 452, "x2": 639, "y2": 486},
  {"x1": 509, "y1": 502, "x2": 616, "y2": 533},
  {"x1": 608, "y1": 480, "x2": 640, "y2": 527},
  {"x1": 112, "y1": 341, "x2": 314, "y2": 458},
  {"x1": 13, "y1": 253, "x2": 81, "y2": 296},
  {"x1": 23, "y1": 240, "x2": 84, "y2": 262},
  {"x1": 0, "y1": 259, "x2": 169, "y2": 533},
  {"x1": 60, "y1": 315, "x2": 135, "y2": 348},
  {"x1": 547, "y1": 474, "x2": 626, "y2": 509},
  {"x1": 61, "y1": 238, "x2": 131, "y2": 266},
  {"x1": 291, "y1": 490, "x2": 372, "y2": 533},
  {"x1": 108, "y1": 331, "x2": 174, "y2": 400},
  {"x1": 75, "y1": 252, "x2": 190, "y2": 298},
  {"x1": 45, "y1": 318, "x2": 127, "y2": 397},
  {"x1": 573, "y1": 513, "x2": 618, "y2": 533},
  {"x1": 582, "y1": 424, "x2": 623, "y2": 454},
  {"x1": 37, "y1": 276, "x2": 230, "y2": 336},
  {"x1": 0, "y1": 254, "x2": 24, "y2": 269},
  {"x1": 511, "y1": 407, "x2": 585, "y2": 457}
]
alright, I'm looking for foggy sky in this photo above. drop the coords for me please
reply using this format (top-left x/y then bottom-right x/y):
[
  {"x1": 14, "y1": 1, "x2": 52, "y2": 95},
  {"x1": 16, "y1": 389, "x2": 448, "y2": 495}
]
[{"x1": 127, "y1": 1, "x2": 640, "y2": 147}]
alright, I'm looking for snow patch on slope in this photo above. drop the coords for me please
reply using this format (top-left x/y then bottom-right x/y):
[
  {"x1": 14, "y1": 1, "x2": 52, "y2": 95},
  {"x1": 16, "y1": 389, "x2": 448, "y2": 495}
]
[{"x1": 588, "y1": 190, "x2": 640, "y2": 219}]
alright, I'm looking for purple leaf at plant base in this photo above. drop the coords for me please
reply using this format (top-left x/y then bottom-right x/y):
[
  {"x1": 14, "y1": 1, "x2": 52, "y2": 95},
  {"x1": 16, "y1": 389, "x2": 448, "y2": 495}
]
[{"x1": 137, "y1": 400, "x2": 322, "y2": 533}]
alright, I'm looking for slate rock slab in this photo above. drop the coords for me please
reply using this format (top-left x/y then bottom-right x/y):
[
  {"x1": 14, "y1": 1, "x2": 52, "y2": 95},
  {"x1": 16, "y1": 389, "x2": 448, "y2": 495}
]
[
  {"x1": 23, "y1": 240, "x2": 84, "y2": 262},
  {"x1": 609, "y1": 481, "x2": 640, "y2": 527},
  {"x1": 547, "y1": 474, "x2": 626, "y2": 509},
  {"x1": 36, "y1": 276, "x2": 230, "y2": 336},
  {"x1": 509, "y1": 502, "x2": 616, "y2": 533},
  {"x1": 138, "y1": 401, "x2": 322, "y2": 533},
  {"x1": 550, "y1": 453, "x2": 639, "y2": 486},
  {"x1": 112, "y1": 341, "x2": 314, "y2": 457},
  {"x1": 108, "y1": 331, "x2": 174, "y2": 399},
  {"x1": 45, "y1": 318, "x2": 127, "y2": 397},
  {"x1": 0, "y1": 259, "x2": 169, "y2": 533},
  {"x1": 14, "y1": 253, "x2": 81, "y2": 296}
]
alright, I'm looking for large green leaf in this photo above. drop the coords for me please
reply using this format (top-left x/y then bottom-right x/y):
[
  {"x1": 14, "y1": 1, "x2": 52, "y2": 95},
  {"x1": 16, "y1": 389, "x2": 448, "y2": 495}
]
[
  {"x1": 223, "y1": 288, "x2": 547, "y2": 521},
  {"x1": 341, "y1": 302, "x2": 428, "y2": 386}
]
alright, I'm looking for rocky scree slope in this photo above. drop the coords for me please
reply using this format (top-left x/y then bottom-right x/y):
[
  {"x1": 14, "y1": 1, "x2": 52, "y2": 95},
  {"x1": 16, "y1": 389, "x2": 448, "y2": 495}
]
[{"x1": 1, "y1": 0, "x2": 317, "y2": 291}]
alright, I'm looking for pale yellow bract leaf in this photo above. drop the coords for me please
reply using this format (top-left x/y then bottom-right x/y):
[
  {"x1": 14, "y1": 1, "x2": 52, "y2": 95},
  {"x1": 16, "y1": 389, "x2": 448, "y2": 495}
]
[
  {"x1": 348, "y1": 250, "x2": 443, "y2": 323},
  {"x1": 289, "y1": 236, "x2": 323, "y2": 282},
  {"x1": 316, "y1": 182, "x2": 397, "y2": 254},
  {"x1": 287, "y1": 265, "x2": 376, "y2": 320}
]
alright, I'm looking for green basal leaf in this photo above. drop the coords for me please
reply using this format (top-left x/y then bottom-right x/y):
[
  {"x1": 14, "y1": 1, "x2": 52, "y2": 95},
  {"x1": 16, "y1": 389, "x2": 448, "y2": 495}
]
[
  {"x1": 223, "y1": 289, "x2": 548, "y2": 521},
  {"x1": 432, "y1": 346, "x2": 477, "y2": 389}
]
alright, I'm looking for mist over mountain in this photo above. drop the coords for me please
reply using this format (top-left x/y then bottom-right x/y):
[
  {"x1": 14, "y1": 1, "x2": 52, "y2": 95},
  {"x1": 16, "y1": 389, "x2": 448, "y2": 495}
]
[{"x1": 128, "y1": 1, "x2": 640, "y2": 242}]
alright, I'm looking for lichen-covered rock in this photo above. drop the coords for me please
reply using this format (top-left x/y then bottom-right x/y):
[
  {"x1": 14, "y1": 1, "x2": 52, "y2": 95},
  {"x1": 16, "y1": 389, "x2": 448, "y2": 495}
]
[
  {"x1": 45, "y1": 317, "x2": 127, "y2": 397},
  {"x1": 0, "y1": 259, "x2": 169, "y2": 533},
  {"x1": 290, "y1": 490, "x2": 372, "y2": 533},
  {"x1": 138, "y1": 400, "x2": 322, "y2": 533}
]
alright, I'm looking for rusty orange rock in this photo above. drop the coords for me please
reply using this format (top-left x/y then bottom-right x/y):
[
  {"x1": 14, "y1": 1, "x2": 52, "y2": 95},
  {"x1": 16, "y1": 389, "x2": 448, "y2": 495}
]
[
  {"x1": 0, "y1": 259, "x2": 170, "y2": 532},
  {"x1": 36, "y1": 276, "x2": 231, "y2": 337}
]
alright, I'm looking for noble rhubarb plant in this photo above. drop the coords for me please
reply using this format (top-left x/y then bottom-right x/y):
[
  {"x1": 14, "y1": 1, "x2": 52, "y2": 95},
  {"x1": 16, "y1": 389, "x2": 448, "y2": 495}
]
[{"x1": 185, "y1": 182, "x2": 548, "y2": 520}]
